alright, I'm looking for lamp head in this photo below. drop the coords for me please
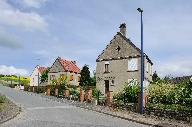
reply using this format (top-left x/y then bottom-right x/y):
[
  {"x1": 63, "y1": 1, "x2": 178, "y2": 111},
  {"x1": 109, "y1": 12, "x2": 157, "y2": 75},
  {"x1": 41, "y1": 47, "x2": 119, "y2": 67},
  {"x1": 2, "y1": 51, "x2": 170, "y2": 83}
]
[{"x1": 137, "y1": 8, "x2": 143, "y2": 13}]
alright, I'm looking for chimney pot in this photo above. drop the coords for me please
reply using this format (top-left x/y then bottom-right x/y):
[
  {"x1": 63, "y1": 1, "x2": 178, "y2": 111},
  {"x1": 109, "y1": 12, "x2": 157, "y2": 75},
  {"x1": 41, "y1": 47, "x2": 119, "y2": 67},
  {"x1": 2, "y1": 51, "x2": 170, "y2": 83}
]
[{"x1": 119, "y1": 23, "x2": 126, "y2": 36}]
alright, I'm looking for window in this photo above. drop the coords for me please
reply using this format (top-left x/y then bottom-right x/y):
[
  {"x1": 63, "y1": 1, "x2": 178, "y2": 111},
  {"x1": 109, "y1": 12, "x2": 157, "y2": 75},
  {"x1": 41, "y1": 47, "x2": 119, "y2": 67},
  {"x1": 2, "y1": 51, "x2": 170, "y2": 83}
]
[
  {"x1": 70, "y1": 74, "x2": 74, "y2": 81},
  {"x1": 110, "y1": 80, "x2": 115, "y2": 86},
  {"x1": 128, "y1": 58, "x2": 138, "y2": 71},
  {"x1": 104, "y1": 61, "x2": 109, "y2": 73},
  {"x1": 128, "y1": 79, "x2": 137, "y2": 86},
  {"x1": 146, "y1": 62, "x2": 149, "y2": 73},
  {"x1": 150, "y1": 65, "x2": 152, "y2": 75},
  {"x1": 78, "y1": 76, "x2": 81, "y2": 82},
  {"x1": 50, "y1": 75, "x2": 55, "y2": 80}
]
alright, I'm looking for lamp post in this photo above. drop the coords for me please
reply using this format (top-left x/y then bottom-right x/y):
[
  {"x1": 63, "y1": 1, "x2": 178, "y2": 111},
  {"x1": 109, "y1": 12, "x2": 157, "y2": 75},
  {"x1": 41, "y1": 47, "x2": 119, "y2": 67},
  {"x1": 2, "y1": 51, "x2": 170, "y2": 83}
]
[{"x1": 137, "y1": 8, "x2": 144, "y2": 114}]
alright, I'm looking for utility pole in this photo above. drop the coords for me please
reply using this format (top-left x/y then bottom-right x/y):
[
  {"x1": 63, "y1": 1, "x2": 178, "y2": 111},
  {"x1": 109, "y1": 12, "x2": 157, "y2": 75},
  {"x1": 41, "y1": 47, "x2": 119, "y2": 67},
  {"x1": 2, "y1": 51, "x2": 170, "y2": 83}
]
[{"x1": 137, "y1": 8, "x2": 144, "y2": 114}]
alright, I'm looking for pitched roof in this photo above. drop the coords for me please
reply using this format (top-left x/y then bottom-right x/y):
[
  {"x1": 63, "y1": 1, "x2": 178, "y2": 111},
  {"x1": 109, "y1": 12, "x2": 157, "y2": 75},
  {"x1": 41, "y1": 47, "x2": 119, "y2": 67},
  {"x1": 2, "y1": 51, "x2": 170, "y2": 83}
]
[
  {"x1": 57, "y1": 57, "x2": 80, "y2": 73},
  {"x1": 38, "y1": 66, "x2": 47, "y2": 74},
  {"x1": 96, "y1": 30, "x2": 153, "y2": 65}
]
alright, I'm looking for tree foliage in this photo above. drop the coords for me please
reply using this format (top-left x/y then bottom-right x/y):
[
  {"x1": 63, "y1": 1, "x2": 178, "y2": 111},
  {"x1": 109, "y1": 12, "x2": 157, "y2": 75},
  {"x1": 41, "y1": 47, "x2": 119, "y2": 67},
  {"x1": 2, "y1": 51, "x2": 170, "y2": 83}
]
[
  {"x1": 90, "y1": 70, "x2": 96, "y2": 86},
  {"x1": 152, "y1": 71, "x2": 160, "y2": 83},
  {"x1": 40, "y1": 70, "x2": 49, "y2": 83},
  {"x1": 79, "y1": 65, "x2": 91, "y2": 87}
]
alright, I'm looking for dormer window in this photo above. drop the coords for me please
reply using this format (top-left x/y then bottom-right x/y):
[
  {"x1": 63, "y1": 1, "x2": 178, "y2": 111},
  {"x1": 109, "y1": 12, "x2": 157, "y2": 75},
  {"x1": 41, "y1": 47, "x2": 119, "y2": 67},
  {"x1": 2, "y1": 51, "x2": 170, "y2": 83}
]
[{"x1": 104, "y1": 61, "x2": 109, "y2": 73}]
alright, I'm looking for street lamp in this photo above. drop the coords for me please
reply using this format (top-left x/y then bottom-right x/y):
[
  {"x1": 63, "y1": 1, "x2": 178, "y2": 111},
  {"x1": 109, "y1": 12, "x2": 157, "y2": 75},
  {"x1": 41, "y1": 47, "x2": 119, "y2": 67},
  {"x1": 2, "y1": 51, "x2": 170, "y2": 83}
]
[{"x1": 137, "y1": 8, "x2": 144, "y2": 114}]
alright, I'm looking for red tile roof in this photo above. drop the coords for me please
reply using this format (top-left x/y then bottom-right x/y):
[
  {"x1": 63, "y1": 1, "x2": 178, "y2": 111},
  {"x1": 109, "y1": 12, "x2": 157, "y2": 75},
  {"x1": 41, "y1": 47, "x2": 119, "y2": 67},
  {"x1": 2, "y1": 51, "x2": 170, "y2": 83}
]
[
  {"x1": 58, "y1": 57, "x2": 80, "y2": 73},
  {"x1": 38, "y1": 66, "x2": 47, "y2": 74}
]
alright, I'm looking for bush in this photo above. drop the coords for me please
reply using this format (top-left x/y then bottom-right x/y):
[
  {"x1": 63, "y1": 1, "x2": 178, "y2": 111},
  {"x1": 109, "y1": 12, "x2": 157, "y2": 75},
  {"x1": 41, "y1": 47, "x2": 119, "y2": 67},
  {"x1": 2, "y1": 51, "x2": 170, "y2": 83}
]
[
  {"x1": 0, "y1": 95, "x2": 6, "y2": 103},
  {"x1": 113, "y1": 82, "x2": 140, "y2": 104},
  {"x1": 24, "y1": 85, "x2": 30, "y2": 91},
  {"x1": 37, "y1": 86, "x2": 46, "y2": 93},
  {"x1": 70, "y1": 88, "x2": 79, "y2": 97},
  {"x1": 92, "y1": 87, "x2": 101, "y2": 99}
]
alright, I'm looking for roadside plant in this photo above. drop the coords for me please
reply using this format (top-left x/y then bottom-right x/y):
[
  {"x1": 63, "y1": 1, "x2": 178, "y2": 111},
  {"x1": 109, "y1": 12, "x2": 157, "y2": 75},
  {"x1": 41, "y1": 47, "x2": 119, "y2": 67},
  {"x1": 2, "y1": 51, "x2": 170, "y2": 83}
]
[{"x1": 113, "y1": 80, "x2": 140, "y2": 104}]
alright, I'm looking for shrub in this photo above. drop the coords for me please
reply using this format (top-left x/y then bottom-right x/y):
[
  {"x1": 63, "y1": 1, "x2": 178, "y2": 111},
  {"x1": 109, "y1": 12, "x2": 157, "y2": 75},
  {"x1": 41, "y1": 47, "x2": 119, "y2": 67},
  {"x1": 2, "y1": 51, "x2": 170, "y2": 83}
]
[
  {"x1": 113, "y1": 82, "x2": 140, "y2": 104},
  {"x1": 92, "y1": 87, "x2": 101, "y2": 99},
  {"x1": 24, "y1": 85, "x2": 30, "y2": 91},
  {"x1": 0, "y1": 95, "x2": 6, "y2": 103}
]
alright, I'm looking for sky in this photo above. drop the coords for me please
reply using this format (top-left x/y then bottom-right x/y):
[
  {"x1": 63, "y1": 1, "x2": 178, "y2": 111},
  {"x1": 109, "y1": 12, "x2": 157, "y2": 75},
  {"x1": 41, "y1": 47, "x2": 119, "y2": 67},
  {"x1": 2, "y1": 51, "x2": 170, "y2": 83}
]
[{"x1": 0, "y1": 0, "x2": 191, "y2": 77}]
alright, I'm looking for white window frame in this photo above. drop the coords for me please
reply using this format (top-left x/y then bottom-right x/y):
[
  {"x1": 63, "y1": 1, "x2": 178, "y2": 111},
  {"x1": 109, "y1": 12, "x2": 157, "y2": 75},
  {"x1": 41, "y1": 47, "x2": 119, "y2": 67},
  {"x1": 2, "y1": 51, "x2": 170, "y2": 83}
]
[
  {"x1": 104, "y1": 61, "x2": 109, "y2": 72},
  {"x1": 128, "y1": 58, "x2": 138, "y2": 71}
]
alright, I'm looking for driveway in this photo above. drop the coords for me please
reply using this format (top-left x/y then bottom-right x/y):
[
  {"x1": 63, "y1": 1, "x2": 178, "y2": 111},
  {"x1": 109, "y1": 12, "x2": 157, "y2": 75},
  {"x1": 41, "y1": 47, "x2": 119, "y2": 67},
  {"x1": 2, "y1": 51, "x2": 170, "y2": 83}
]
[{"x1": 0, "y1": 85, "x2": 148, "y2": 127}]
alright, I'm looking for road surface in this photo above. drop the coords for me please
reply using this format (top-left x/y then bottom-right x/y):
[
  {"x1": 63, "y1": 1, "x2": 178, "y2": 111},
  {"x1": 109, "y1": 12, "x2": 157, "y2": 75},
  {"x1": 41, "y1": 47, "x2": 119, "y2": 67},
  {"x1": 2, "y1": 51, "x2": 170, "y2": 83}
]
[{"x1": 0, "y1": 85, "x2": 148, "y2": 127}]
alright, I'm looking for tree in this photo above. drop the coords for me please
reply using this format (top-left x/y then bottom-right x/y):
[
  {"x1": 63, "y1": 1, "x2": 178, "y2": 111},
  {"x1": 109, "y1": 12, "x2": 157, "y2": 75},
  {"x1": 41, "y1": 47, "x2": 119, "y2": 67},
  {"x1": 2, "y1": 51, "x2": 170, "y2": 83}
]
[
  {"x1": 79, "y1": 65, "x2": 91, "y2": 87},
  {"x1": 90, "y1": 70, "x2": 96, "y2": 86},
  {"x1": 152, "y1": 71, "x2": 160, "y2": 83},
  {"x1": 40, "y1": 70, "x2": 49, "y2": 83}
]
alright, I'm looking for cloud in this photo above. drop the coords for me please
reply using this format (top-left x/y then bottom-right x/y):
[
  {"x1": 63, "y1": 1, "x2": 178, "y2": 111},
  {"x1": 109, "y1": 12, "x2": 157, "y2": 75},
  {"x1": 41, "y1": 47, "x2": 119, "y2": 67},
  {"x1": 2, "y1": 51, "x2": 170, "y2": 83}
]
[
  {"x1": 155, "y1": 56, "x2": 192, "y2": 77},
  {"x1": 0, "y1": 0, "x2": 48, "y2": 31},
  {"x1": 20, "y1": 0, "x2": 48, "y2": 8},
  {"x1": 0, "y1": 31, "x2": 23, "y2": 49},
  {"x1": 0, "y1": 65, "x2": 28, "y2": 76}
]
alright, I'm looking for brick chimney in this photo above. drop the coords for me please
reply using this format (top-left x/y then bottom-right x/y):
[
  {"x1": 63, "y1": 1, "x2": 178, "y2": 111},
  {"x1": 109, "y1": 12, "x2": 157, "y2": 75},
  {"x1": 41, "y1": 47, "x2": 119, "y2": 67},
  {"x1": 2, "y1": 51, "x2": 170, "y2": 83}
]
[{"x1": 119, "y1": 23, "x2": 126, "y2": 36}]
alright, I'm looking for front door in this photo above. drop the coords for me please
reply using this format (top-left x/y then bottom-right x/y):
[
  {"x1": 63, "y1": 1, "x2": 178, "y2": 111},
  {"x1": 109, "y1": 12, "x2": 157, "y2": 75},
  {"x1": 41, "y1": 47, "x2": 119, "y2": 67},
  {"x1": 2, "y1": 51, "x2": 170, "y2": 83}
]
[{"x1": 105, "y1": 80, "x2": 109, "y2": 94}]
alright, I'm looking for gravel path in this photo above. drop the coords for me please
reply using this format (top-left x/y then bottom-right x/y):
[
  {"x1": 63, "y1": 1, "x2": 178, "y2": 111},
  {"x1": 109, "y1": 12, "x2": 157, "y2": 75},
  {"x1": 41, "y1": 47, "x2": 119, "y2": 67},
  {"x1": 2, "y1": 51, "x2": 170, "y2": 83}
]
[{"x1": 0, "y1": 85, "x2": 148, "y2": 127}]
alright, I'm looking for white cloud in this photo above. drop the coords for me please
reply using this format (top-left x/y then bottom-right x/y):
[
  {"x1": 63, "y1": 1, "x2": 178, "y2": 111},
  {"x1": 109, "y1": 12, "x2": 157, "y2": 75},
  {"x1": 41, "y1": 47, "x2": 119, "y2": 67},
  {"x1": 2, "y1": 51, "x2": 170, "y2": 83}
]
[
  {"x1": 21, "y1": 0, "x2": 48, "y2": 8},
  {"x1": 0, "y1": 0, "x2": 48, "y2": 31},
  {"x1": 154, "y1": 56, "x2": 192, "y2": 77},
  {"x1": 0, "y1": 65, "x2": 29, "y2": 76}
]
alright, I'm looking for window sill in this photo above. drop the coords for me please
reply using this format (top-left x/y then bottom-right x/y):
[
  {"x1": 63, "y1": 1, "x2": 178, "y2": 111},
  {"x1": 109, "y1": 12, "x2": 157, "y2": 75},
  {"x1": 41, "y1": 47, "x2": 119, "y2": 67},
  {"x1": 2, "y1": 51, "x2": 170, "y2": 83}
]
[
  {"x1": 127, "y1": 70, "x2": 138, "y2": 72},
  {"x1": 104, "y1": 72, "x2": 110, "y2": 74}
]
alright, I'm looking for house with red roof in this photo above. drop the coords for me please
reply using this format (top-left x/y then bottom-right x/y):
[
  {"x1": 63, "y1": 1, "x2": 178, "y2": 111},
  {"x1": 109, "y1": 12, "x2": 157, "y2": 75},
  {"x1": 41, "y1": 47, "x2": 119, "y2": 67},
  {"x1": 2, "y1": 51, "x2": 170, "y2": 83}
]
[
  {"x1": 48, "y1": 57, "x2": 81, "y2": 86},
  {"x1": 30, "y1": 65, "x2": 47, "y2": 87}
]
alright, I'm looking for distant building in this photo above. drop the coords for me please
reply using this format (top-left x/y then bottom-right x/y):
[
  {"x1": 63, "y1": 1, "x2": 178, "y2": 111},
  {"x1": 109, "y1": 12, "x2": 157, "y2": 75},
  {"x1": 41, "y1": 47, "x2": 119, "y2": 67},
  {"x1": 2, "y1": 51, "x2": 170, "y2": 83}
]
[
  {"x1": 48, "y1": 57, "x2": 81, "y2": 86},
  {"x1": 169, "y1": 75, "x2": 192, "y2": 84},
  {"x1": 96, "y1": 23, "x2": 153, "y2": 95},
  {"x1": 30, "y1": 65, "x2": 47, "y2": 87}
]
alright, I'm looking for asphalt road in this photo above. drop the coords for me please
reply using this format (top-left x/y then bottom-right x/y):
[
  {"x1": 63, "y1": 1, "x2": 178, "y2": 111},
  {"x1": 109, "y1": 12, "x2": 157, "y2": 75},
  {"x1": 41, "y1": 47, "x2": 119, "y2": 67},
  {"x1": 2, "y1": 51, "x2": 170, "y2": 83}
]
[{"x1": 0, "y1": 85, "x2": 149, "y2": 127}]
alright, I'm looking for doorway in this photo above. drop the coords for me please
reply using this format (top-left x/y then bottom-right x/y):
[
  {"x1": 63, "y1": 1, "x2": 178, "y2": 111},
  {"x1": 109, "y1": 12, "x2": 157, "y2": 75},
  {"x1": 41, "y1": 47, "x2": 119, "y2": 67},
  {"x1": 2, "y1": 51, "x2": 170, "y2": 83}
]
[{"x1": 105, "y1": 80, "x2": 109, "y2": 94}]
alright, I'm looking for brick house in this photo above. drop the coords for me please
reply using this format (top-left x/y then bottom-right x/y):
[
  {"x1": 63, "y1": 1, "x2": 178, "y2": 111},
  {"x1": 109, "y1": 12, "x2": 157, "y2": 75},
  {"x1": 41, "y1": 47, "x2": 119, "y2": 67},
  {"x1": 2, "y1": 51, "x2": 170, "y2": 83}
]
[
  {"x1": 30, "y1": 65, "x2": 47, "y2": 87},
  {"x1": 48, "y1": 57, "x2": 81, "y2": 86},
  {"x1": 96, "y1": 23, "x2": 153, "y2": 95}
]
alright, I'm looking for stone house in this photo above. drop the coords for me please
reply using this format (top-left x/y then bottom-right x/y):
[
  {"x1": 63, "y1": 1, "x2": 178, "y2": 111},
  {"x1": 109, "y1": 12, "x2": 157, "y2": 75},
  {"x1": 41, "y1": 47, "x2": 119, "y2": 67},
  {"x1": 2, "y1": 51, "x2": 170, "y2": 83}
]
[
  {"x1": 48, "y1": 57, "x2": 81, "y2": 86},
  {"x1": 30, "y1": 65, "x2": 47, "y2": 87},
  {"x1": 96, "y1": 23, "x2": 153, "y2": 95}
]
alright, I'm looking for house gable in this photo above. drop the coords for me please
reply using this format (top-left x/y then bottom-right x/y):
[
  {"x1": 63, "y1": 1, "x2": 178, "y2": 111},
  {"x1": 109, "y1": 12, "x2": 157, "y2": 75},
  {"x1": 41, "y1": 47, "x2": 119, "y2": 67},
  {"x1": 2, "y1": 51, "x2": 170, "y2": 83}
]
[
  {"x1": 49, "y1": 58, "x2": 65, "y2": 73},
  {"x1": 96, "y1": 32, "x2": 140, "y2": 62}
]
